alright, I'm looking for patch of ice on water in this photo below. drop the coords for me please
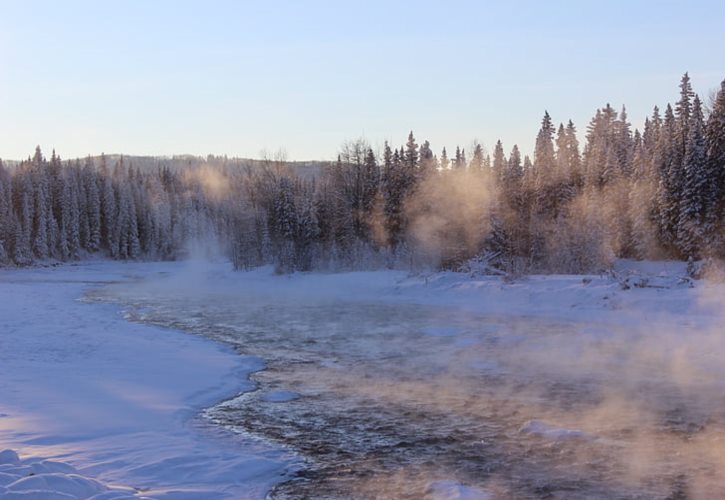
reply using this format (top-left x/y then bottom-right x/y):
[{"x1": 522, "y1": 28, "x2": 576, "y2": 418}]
[
  {"x1": 426, "y1": 479, "x2": 492, "y2": 499},
  {"x1": 519, "y1": 419, "x2": 594, "y2": 441}
]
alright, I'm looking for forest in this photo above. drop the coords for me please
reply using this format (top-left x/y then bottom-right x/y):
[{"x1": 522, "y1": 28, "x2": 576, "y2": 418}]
[{"x1": 1, "y1": 74, "x2": 723, "y2": 274}]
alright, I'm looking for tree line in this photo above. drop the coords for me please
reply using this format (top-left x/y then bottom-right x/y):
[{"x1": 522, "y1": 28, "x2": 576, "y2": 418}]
[
  {"x1": 1, "y1": 74, "x2": 723, "y2": 273},
  {"x1": 0, "y1": 150, "x2": 228, "y2": 265}
]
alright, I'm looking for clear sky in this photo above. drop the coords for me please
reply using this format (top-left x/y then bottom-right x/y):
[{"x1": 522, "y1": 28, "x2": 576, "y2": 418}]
[{"x1": 1, "y1": 0, "x2": 724, "y2": 162}]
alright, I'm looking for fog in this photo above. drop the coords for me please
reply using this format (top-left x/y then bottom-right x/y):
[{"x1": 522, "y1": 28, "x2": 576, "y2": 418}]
[{"x1": 85, "y1": 260, "x2": 725, "y2": 498}]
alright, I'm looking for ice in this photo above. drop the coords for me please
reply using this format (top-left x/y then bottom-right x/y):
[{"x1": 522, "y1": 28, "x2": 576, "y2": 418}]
[
  {"x1": 0, "y1": 490, "x2": 78, "y2": 499},
  {"x1": 0, "y1": 261, "x2": 298, "y2": 499},
  {"x1": 518, "y1": 420, "x2": 594, "y2": 441},
  {"x1": 426, "y1": 480, "x2": 492, "y2": 500},
  {"x1": 2, "y1": 258, "x2": 724, "y2": 497},
  {"x1": 6, "y1": 473, "x2": 108, "y2": 497}
]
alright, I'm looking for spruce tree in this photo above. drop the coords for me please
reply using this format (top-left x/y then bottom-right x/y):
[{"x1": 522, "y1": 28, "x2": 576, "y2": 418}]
[
  {"x1": 704, "y1": 80, "x2": 725, "y2": 254},
  {"x1": 655, "y1": 104, "x2": 679, "y2": 251},
  {"x1": 675, "y1": 73, "x2": 694, "y2": 157},
  {"x1": 454, "y1": 146, "x2": 463, "y2": 169},
  {"x1": 534, "y1": 111, "x2": 556, "y2": 174},
  {"x1": 440, "y1": 147, "x2": 450, "y2": 170},
  {"x1": 470, "y1": 143, "x2": 484, "y2": 173},
  {"x1": 418, "y1": 140, "x2": 436, "y2": 178},
  {"x1": 677, "y1": 95, "x2": 708, "y2": 257},
  {"x1": 404, "y1": 131, "x2": 419, "y2": 171}
]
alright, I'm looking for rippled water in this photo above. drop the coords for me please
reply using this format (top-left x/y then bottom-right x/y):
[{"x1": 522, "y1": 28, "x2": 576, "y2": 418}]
[{"x1": 87, "y1": 273, "x2": 725, "y2": 499}]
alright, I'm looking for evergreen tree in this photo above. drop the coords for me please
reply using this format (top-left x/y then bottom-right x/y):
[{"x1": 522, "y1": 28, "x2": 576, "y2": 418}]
[
  {"x1": 404, "y1": 131, "x2": 419, "y2": 172},
  {"x1": 492, "y1": 140, "x2": 506, "y2": 181},
  {"x1": 534, "y1": 111, "x2": 556, "y2": 176},
  {"x1": 655, "y1": 104, "x2": 680, "y2": 251},
  {"x1": 84, "y1": 158, "x2": 102, "y2": 252},
  {"x1": 0, "y1": 160, "x2": 9, "y2": 263},
  {"x1": 418, "y1": 140, "x2": 436, "y2": 178},
  {"x1": 470, "y1": 143, "x2": 484, "y2": 173},
  {"x1": 532, "y1": 111, "x2": 559, "y2": 216},
  {"x1": 440, "y1": 147, "x2": 450, "y2": 170},
  {"x1": 704, "y1": 80, "x2": 725, "y2": 253},
  {"x1": 101, "y1": 156, "x2": 118, "y2": 256},
  {"x1": 614, "y1": 106, "x2": 633, "y2": 177},
  {"x1": 564, "y1": 120, "x2": 582, "y2": 187},
  {"x1": 453, "y1": 146, "x2": 465, "y2": 170},
  {"x1": 677, "y1": 95, "x2": 708, "y2": 257},
  {"x1": 675, "y1": 73, "x2": 694, "y2": 158}
]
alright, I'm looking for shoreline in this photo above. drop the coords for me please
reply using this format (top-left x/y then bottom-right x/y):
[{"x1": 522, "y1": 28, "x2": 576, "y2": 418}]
[{"x1": 0, "y1": 261, "x2": 295, "y2": 499}]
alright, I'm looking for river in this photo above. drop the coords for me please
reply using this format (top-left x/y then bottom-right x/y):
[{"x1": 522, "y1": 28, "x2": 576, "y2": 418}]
[{"x1": 86, "y1": 267, "x2": 725, "y2": 499}]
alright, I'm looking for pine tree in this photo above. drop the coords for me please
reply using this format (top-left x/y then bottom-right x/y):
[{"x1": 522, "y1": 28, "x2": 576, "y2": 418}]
[
  {"x1": 614, "y1": 106, "x2": 633, "y2": 177},
  {"x1": 404, "y1": 131, "x2": 419, "y2": 172},
  {"x1": 382, "y1": 148, "x2": 405, "y2": 247},
  {"x1": 677, "y1": 95, "x2": 708, "y2": 257},
  {"x1": 32, "y1": 178, "x2": 49, "y2": 260},
  {"x1": 655, "y1": 104, "x2": 680, "y2": 252},
  {"x1": 101, "y1": 156, "x2": 118, "y2": 256},
  {"x1": 492, "y1": 140, "x2": 506, "y2": 182},
  {"x1": 440, "y1": 147, "x2": 450, "y2": 170},
  {"x1": 363, "y1": 148, "x2": 380, "y2": 213},
  {"x1": 675, "y1": 73, "x2": 694, "y2": 158},
  {"x1": 0, "y1": 160, "x2": 9, "y2": 263},
  {"x1": 470, "y1": 143, "x2": 484, "y2": 173},
  {"x1": 13, "y1": 173, "x2": 34, "y2": 265},
  {"x1": 127, "y1": 184, "x2": 141, "y2": 259},
  {"x1": 534, "y1": 111, "x2": 556, "y2": 175},
  {"x1": 84, "y1": 158, "x2": 102, "y2": 252},
  {"x1": 565, "y1": 120, "x2": 582, "y2": 187},
  {"x1": 453, "y1": 146, "x2": 464, "y2": 169},
  {"x1": 704, "y1": 80, "x2": 725, "y2": 255},
  {"x1": 532, "y1": 111, "x2": 558, "y2": 216},
  {"x1": 418, "y1": 140, "x2": 436, "y2": 178},
  {"x1": 295, "y1": 196, "x2": 320, "y2": 270}
]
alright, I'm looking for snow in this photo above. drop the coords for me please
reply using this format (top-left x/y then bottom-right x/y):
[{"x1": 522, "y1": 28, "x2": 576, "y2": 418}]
[
  {"x1": 425, "y1": 480, "x2": 492, "y2": 500},
  {"x1": 0, "y1": 262, "x2": 297, "y2": 499},
  {"x1": 1, "y1": 258, "x2": 724, "y2": 498}
]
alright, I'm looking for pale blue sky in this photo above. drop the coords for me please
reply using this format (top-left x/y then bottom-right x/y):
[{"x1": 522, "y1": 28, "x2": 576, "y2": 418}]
[{"x1": 1, "y1": 0, "x2": 723, "y2": 161}]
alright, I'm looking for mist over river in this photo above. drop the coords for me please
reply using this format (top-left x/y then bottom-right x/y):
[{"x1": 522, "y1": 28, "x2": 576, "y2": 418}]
[{"x1": 87, "y1": 263, "x2": 725, "y2": 499}]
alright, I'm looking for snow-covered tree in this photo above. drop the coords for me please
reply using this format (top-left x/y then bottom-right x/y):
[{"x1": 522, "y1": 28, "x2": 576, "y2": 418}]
[{"x1": 677, "y1": 95, "x2": 708, "y2": 257}]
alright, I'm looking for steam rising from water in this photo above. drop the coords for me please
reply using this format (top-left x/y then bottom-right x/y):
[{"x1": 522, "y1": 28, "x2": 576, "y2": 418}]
[
  {"x1": 89, "y1": 264, "x2": 725, "y2": 498},
  {"x1": 406, "y1": 170, "x2": 497, "y2": 266}
]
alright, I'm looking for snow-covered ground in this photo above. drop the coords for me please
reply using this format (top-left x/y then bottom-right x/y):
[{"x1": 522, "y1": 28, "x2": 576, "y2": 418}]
[
  {"x1": 1, "y1": 259, "x2": 724, "y2": 498},
  {"x1": 0, "y1": 262, "x2": 297, "y2": 499}
]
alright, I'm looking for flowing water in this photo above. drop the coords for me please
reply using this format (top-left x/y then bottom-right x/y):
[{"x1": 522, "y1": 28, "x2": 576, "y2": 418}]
[{"x1": 86, "y1": 271, "x2": 725, "y2": 499}]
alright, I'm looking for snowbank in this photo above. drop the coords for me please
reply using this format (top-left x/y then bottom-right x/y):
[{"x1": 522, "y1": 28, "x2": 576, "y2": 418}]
[
  {"x1": 0, "y1": 262, "x2": 296, "y2": 499},
  {"x1": 2, "y1": 257, "x2": 722, "y2": 498}
]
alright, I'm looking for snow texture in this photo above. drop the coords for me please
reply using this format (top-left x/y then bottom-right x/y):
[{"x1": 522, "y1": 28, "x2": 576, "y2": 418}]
[
  {"x1": 1, "y1": 257, "x2": 724, "y2": 498},
  {"x1": 0, "y1": 262, "x2": 296, "y2": 499}
]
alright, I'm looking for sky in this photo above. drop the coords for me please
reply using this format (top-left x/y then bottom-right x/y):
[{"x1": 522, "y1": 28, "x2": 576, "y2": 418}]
[{"x1": 1, "y1": 0, "x2": 724, "y2": 162}]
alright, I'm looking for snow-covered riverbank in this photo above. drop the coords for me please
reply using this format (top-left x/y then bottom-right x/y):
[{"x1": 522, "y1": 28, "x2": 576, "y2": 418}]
[
  {"x1": 0, "y1": 262, "x2": 297, "y2": 499},
  {"x1": 1, "y1": 259, "x2": 724, "y2": 499}
]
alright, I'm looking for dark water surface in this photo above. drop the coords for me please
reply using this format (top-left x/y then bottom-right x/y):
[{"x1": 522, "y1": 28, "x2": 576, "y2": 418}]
[{"x1": 87, "y1": 273, "x2": 725, "y2": 499}]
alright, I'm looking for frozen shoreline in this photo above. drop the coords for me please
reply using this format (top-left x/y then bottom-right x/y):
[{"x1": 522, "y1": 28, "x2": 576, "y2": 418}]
[
  {"x1": 1, "y1": 258, "x2": 723, "y2": 499},
  {"x1": 0, "y1": 261, "x2": 296, "y2": 499}
]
